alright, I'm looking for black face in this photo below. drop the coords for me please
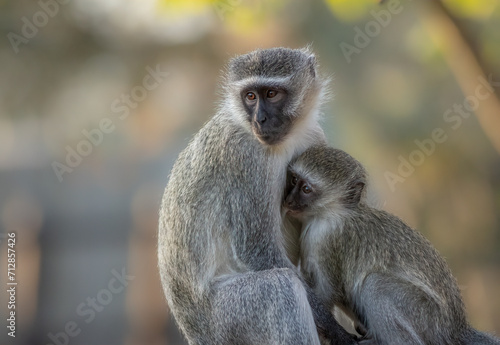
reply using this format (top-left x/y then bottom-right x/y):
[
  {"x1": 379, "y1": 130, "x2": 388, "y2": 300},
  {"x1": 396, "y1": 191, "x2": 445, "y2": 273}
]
[
  {"x1": 241, "y1": 87, "x2": 292, "y2": 145},
  {"x1": 283, "y1": 171, "x2": 318, "y2": 216}
]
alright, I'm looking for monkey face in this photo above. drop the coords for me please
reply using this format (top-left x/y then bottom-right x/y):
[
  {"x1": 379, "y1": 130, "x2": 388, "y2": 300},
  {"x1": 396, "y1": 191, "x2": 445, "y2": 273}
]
[
  {"x1": 283, "y1": 171, "x2": 319, "y2": 217},
  {"x1": 227, "y1": 47, "x2": 321, "y2": 146},
  {"x1": 241, "y1": 86, "x2": 294, "y2": 145}
]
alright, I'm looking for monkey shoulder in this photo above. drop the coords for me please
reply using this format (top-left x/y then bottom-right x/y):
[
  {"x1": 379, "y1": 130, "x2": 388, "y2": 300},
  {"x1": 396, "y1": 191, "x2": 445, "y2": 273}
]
[
  {"x1": 169, "y1": 115, "x2": 262, "y2": 193},
  {"x1": 351, "y1": 206, "x2": 426, "y2": 244}
]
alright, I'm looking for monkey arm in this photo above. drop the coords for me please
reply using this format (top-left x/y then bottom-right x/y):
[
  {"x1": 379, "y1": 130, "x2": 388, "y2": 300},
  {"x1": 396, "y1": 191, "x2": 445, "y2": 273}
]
[
  {"x1": 229, "y1": 231, "x2": 358, "y2": 344},
  {"x1": 229, "y1": 221, "x2": 357, "y2": 343},
  {"x1": 225, "y1": 195, "x2": 357, "y2": 344}
]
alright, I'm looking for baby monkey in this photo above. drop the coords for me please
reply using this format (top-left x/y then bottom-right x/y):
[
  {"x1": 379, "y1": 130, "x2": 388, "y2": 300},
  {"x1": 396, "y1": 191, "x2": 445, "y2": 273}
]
[{"x1": 284, "y1": 144, "x2": 500, "y2": 345}]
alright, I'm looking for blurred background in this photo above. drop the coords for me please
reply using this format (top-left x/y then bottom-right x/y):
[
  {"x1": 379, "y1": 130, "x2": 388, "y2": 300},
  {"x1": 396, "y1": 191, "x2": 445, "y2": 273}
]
[{"x1": 0, "y1": 0, "x2": 499, "y2": 344}]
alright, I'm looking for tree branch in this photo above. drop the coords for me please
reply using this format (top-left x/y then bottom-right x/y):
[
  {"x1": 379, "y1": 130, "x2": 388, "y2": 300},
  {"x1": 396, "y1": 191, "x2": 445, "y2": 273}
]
[{"x1": 417, "y1": 0, "x2": 500, "y2": 154}]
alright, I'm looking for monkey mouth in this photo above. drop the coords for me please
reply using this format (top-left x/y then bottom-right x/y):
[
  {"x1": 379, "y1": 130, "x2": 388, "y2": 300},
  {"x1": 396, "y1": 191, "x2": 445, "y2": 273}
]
[
  {"x1": 283, "y1": 206, "x2": 304, "y2": 216},
  {"x1": 257, "y1": 134, "x2": 277, "y2": 145},
  {"x1": 252, "y1": 125, "x2": 283, "y2": 146},
  {"x1": 285, "y1": 209, "x2": 304, "y2": 220}
]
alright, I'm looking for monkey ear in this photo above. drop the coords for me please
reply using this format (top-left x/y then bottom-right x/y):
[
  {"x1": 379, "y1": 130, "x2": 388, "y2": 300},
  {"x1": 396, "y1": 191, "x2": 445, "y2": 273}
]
[{"x1": 345, "y1": 181, "x2": 365, "y2": 206}]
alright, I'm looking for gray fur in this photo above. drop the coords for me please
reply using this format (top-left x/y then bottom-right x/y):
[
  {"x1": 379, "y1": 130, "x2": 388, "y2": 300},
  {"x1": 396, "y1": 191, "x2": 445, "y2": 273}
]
[
  {"x1": 158, "y1": 48, "x2": 356, "y2": 345},
  {"x1": 286, "y1": 145, "x2": 500, "y2": 345}
]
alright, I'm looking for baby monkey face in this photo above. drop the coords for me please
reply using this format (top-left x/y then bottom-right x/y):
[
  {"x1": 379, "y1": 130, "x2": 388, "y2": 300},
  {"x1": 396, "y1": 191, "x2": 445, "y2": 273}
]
[{"x1": 283, "y1": 170, "x2": 319, "y2": 217}]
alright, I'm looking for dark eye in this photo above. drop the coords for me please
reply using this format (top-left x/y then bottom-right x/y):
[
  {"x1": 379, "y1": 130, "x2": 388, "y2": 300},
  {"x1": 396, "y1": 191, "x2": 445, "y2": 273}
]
[
  {"x1": 246, "y1": 92, "x2": 256, "y2": 101},
  {"x1": 291, "y1": 175, "x2": 298, "y2": 186},
  {"x1": 267, "y1": 90, "x2": 277, "y2": 98},
  {"x1": 302, "y1": 185, "x2": 312, "y2": 194}
]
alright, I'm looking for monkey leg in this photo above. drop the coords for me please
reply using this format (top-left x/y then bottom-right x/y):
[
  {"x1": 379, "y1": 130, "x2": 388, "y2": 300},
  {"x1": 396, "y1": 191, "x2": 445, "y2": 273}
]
[
  {"x1": 210, "y1": 268, "x2": 322, "y2": 345},
  {"x1": 357, "y1": 273, "x2": 447, "y2": 345}
]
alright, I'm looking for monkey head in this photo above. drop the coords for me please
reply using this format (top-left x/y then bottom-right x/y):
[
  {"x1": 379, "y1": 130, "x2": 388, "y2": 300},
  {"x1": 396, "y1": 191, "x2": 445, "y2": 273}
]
[
  {"x1": 224, "y1": 47, "x2": 327, "y2": 146},
  {"x1": 284, "y1": 145, "x2": 367, "y2": 219}
]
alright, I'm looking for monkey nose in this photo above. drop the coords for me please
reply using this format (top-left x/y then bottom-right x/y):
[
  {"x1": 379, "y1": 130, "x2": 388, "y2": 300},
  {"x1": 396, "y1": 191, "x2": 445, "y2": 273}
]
[
  {"x1": 255, "y1": 116, "x2": 266, "y2": 125},
  {"x1": 256, "y1": 110, "x2": 267, "y2": 124}
]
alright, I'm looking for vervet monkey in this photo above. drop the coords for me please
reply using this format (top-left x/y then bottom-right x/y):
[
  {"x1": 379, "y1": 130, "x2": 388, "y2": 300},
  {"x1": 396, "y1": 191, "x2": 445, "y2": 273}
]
[
  {"x1": 158, "y1": 48, "x2": 357, "y2": 345},
  {"x1": 284, "y1": 144, "x2": 500, "y2": 345}
]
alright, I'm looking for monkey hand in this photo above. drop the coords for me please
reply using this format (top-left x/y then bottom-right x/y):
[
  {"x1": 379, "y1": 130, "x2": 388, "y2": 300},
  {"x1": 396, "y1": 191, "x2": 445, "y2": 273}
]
[
  {"x1": 318, "y1": 326, "x2": 362, "y2": 345},
  {"x1": 354, "y1": 323, "x2": 368, "y2": 337},
  {"x1": 357, "y1": 333, "x2": 377, "y2": 345}
]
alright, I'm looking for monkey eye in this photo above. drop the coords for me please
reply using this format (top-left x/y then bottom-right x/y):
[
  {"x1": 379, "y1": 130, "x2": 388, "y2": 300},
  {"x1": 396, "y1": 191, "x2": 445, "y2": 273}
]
[
  {"x1": 302, "y1": 185, "x2": 312, "y2": 194},
  {"x1": 246, "y1": 92, "x2": 256, "y2": 101},
  {"x1": 267, "y1": 90, "x2": 278, "y2": 98},
  {"x1": 291, "y1": 175, "x2": 298, "y2": 186}
]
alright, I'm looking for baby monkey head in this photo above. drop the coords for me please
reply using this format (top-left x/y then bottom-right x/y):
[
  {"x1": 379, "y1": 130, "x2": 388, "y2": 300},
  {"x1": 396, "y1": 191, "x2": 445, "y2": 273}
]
[{"x1": 284, "y1": 145, "x2": 367, "y2": 218}]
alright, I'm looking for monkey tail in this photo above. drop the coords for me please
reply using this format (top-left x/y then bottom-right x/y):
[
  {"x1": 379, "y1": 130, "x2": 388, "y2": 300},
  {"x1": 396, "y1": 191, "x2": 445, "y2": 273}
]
[{"x1": 462, "y1": 328, "x2": 500, "y2": 345}]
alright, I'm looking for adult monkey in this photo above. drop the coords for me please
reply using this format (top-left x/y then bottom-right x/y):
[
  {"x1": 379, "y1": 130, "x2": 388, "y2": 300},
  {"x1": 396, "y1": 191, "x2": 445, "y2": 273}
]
[{"x1": 158, "y1": 47, "x2": 356, "y2": 345}]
